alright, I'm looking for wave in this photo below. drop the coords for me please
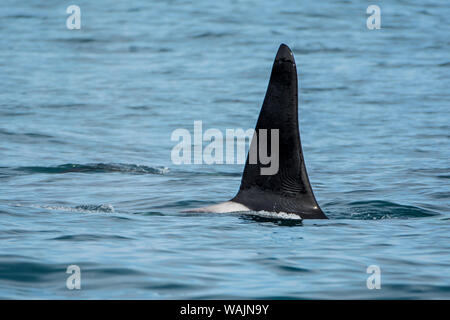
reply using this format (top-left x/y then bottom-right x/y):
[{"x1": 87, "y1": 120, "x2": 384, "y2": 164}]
[
  {"x1": 192, "y1": 31, "x2": 234, "y2": 39},
  {"x1": 341, "y1": 200, "x2": 439, "y2": 220},
  {"x1": 0, "y1": 129, "x2": 54, "y2": 139},
  {"x1": 49, "y1": 37, "x2": 109, "y2": 44},
  {"x1": 3, "y1": 14, "x2": 37, "y2": 19},
  {"x1": 50, "y1": 234, "x2": 132, "y2": 241},
  {"x1": 12, "y1": 203, "x2": 115, "y2": 214},
  {"x1": 14, "y1": 163, "x2": 169, "y2": 175}
]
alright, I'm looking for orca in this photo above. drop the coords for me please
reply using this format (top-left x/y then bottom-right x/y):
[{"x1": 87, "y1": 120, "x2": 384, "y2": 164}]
[{"x1": 185, "y1": 44, "x2": 327, "y2": 219}]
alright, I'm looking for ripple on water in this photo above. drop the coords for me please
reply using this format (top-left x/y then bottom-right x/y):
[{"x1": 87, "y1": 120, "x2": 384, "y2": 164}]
[
  {"x1": 50, "y1": 234, "x2": 133, "y2": 241},
  {"x1": 0, "y1": 260, "x2": 62, "y2": 283},
  {"x1": 14, "y1": 163, "x2": 169, "y2": 175},
  {"x1": 343, "y1": 200, "x2": 439, "y2": 220},
  {"x1": 11, "y1": 203, "x2": 116, "y2": 214}
]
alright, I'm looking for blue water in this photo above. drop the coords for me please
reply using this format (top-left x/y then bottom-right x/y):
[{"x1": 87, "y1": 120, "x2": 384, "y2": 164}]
[{"x1": 1, "y1": 0, "x2": 449, "y2": 299}]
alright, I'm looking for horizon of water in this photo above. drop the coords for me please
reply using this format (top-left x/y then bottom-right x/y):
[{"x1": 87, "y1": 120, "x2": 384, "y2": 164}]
[{"x1": 0, "y1": 0, "x2": 449, "y2": 299}]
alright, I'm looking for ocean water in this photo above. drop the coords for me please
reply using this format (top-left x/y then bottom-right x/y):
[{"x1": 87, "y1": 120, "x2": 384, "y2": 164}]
[{"x1": 0, "y1": 0, "x2": 449, "y2": 299}]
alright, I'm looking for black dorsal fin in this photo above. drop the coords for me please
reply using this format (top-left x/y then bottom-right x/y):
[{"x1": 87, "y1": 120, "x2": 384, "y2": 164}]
[{"x1": 232, "y1": 44, "x2": 327, "y2": 219}]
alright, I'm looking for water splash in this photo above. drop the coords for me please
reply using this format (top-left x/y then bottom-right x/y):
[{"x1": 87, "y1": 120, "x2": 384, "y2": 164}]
[
  {"x1": 245, "y1": 210, "x2": 303, "y2": 221},
  {"x1": 12, "y1": 203, "x2": 115, "y2": 213}
]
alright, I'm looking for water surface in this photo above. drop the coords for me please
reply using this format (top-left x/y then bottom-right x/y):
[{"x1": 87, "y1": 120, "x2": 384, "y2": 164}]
[{"x1": 0, "y1": 0, "x2": 449, "y2": 299}]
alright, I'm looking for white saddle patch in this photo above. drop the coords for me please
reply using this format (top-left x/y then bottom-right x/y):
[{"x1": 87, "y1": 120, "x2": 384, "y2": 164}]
[{"x1": 183, "y1": 201, "x2": 250, "y2": 213}]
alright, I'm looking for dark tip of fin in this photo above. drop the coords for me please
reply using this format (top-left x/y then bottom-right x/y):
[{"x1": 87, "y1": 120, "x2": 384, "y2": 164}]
[
  {"x1": 275, "y1": 43, "x2": 295, "y2": 63},
  {"x1": 232, "y1": 44, "x2": 327, "y2": 219}
]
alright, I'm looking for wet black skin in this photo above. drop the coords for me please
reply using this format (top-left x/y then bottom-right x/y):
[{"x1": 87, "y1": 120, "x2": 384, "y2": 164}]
[{"x1": 231, "y1": 44, "x2": 327, "y2": 219}]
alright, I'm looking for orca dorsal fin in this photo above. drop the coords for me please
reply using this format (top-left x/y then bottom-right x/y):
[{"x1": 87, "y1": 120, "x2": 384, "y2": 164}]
[{"x1": 232, "y1": 44, "x2": 327, "y2": 219}]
